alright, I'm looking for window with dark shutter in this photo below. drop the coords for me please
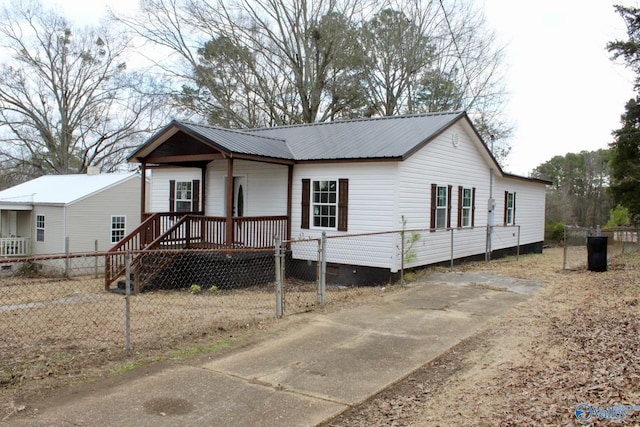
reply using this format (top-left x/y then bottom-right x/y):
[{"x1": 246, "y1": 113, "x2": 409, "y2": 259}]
[
  {"x1": 471, "y1": 187, "x2": 476, "y2": 227},
  {"x1": 193, "y1": 180, "x2": 200, "y2": 212},
  {"x1": 301, "y1": 179, "x2": 310, "y2": 229},
  {"x1": 169, "y1": 180, "x2": 176, "y2": 212},
  {"x1": 338, "y1": 179, "x2": 348, "y2": 231},
  {"x1": 446, "y1": 185, "x2": 452, "y2": 228},
  {"x1": 430, "y1": 183, "x2": 437, "y2": 231}
]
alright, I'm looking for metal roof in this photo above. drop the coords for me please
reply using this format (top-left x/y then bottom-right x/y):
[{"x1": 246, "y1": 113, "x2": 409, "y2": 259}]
[
  {"x1": 0, "y1": 172, "x2": 139, "y2": 206},
  {"x1": 176, "y1": 122, "x2": 294, "y2": 160},
  {"x1": 132, "y1": 111, "x2": 467, "y2": 163},
  {"x1": 247, "y1": 111, "x2": 465, "y2": 160}
]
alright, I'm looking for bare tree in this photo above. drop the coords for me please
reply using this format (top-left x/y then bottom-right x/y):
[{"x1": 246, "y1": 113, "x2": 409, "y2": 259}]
[
  {"x1": 114, "y1": 0, "x2": 512, "y2": 164},
  {"x1": 0, "y1": 0, "x2": 166, "y2": 179}
]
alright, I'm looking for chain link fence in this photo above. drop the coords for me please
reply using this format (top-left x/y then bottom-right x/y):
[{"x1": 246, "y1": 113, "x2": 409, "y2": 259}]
[
  {"x1": 2, "y1": 224, "x2": 526, "y2": 396},
  {"x1": 562, "y1": 226, "x2": 640, "y2": 270}
]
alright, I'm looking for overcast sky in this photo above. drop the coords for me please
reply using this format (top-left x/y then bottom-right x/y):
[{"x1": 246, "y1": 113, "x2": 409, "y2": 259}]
[
  {"x1": 482, "y1": 0, "x2": 636, "y2": 175},
  {"x1": 4, "y1": 0, "x2": 638, "y2": 177}
]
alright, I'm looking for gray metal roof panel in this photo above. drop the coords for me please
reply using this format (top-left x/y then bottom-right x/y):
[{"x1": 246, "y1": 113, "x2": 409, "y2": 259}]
[
  {"x1": 176, "y1": 122, "x2": 294, "y2": 160},
  {"x1": 247, "y1": 111, "x2": 464, "y2": 160}
]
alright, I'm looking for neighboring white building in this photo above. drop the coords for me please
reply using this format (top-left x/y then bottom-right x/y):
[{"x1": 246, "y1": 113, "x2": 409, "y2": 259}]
[
  {"x1": 123, "y1": 111, "x2": 550, "y2": 286},
  {"x1": 0, "y1": 171, "x2": 146, "y2": 258}
]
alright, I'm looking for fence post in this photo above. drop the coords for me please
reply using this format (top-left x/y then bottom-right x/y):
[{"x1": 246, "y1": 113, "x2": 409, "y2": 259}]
[
  {"x1": 274, "y1": 237, "x2": 283, "y2": 318},
  {"x1": 125, "y1": 251, "x2": 132, "y2": 354},
  {"x1": 563, "y1": 225, "x2": 568, "y2": 270},
  {"x1": 450, "y1": 228, "x2": 454, "y2": 270},
  {"x1": 517, "y1": 225, "x2": 521, "y2": 260},
  {"x1": 319, "y1": 232, "x2": 327, "y2": 305},
  {"x1": 64, "y1": 237, "x2": 70, "y2": 277},
  {"x1": 400, "y1": 224, "x2": 405, "y2": 283},
  {"x1": 94, "y1": 240, "x2": 98, "y2": 279}
]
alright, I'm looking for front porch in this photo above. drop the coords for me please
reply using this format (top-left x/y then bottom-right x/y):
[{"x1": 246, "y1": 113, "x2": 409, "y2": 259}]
[
  {"x1": 105, "y1": 212, "x2": 288, "y2": 291},
  {"x1": 0, "y1": 236, "x2": 31, "y2": 257}
]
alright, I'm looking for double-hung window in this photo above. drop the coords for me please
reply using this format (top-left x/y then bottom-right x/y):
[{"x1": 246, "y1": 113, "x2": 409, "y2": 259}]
[
  {"x1": 36, "y1": 215, "x2": 45, "y2": 242},
  {"x1": 111, "y1": 216, "x2": 126, "y2": 243},
  {"x1": 504, "y1": 191, "x2": 516, "y2": 225},
  {"x1": 460, "y1": 187, "x2": 473, "y2": 227},
  {"x1": 431, "y1": 184, "x2": 452, "y2": 231},
  {"x1": 435, "y1": 186, "x2": 448, "y2": 229},
  {"x1": 175, "y1": 181, "x2": 193, "y2": 212},
  {"x1": 312, "y1": 180, "x2": 337, "y2": 228},
  {"x1": 301, "y1": 178, "x2": 348, "y2": 231}
]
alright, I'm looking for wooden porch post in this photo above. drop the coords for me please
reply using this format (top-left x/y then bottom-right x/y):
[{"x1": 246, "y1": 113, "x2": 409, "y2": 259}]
[
  {"x1": 225, "y1": 158, "x2": 234, "y2": 247},
  {"x1": 140, "y1": 161, "x2": 147, "y2": 223},
  {"x1": 200, "y1": 166, "x2": 207, "y2": 214}
]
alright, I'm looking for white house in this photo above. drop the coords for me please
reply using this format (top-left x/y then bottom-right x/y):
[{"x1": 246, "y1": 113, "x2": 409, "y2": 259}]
[
  {"x1": 0, "y1": 171, "x2": 146, "y2": 258},
  {"x1": 115, "y1": 111, "x2": 549, "y2": 288}
]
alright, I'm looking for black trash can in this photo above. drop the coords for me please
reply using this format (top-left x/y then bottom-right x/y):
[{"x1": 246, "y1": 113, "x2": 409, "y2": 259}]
[{"x1": 587, "y1": 236, "x2": 608, "y2": 272}]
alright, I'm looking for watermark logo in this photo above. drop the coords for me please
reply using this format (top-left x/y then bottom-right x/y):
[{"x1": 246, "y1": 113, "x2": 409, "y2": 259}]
[{"x1": 575, "y1": 403, "x2": 640, "y2": 422}]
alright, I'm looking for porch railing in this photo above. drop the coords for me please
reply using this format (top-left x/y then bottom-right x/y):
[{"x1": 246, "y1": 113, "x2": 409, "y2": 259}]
[
  {"x1": 105, "y1": 213, "x2": 288, "y2": 290},
  {"x1": 0, "y1": 237, "x2": 31, "y2": 257}
]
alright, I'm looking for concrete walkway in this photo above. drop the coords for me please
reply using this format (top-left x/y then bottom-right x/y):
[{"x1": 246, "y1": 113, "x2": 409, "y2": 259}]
[{"x1": 6, "y1": 272, "x2": 543, "y2": 427}]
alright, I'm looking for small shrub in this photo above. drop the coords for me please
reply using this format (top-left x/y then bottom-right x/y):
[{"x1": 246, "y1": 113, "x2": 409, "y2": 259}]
[
  {"x1": 17, "y1": 261, "x2": 40, "y2": 278},
  {"x1": 545, "y1": 221, "x2": 565, "y2": 243},
  {"x1": 209, "y1": 285, "x2": 218, "y2": 293},
  {"x1": 190, "y1": 284, "x2": 202, "y2": 294}
]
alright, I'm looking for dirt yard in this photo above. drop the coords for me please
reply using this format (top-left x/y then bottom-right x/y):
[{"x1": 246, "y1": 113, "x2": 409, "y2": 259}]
[
  {"x1": 323, "y1": 246, "x2": 640, "y2": 426},
  {"x1": 3, "y1": 246, "x2": 639, "y2": 425}
]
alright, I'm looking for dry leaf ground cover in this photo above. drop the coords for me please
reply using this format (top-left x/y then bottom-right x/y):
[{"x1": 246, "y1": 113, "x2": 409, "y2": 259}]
[
  {"x1": 0, "y1": 273, "x2": 391, "y2": 421},
  {"x1": 325, "y1": 245, "x2": 640, "y2": 426}
]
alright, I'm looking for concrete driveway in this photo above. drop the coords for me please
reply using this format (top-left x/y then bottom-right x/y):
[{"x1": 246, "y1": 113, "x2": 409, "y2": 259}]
[{"x1": 6, "y1": 272, "x2": 543, "y2": 427}]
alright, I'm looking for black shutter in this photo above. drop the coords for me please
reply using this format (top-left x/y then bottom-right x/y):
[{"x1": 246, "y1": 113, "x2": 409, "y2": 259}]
[
  {"x1": 503, "y1": 191, "x2": 508, "y2": 225},
  {"x1": 512, "y1": 192, "x2": 517, "y2": 224},
  {"x1": 192, "y1": 180, "x2": 200, "y2": 212},
  {"x1": 430, "y1": 184, "x2": 437, "y2": 231},
  {"x1": 471, "y1": 187, "x2": 476, "y2": 227},
  {"x1": 338, "y1": 179, "x2": 349, "y2": 231},
  {"x1": 447, "y1": 185, "x2": 452, "y2": 229},
  {"x1": 169, "y1": 180, "x2": 176, "y2": 212},
  {"x1": 457, "y1": 186, "x2": 463, "y2": 228},
  {"x1": 301, "y1": 179, "x2": 310, "y2": 229}
]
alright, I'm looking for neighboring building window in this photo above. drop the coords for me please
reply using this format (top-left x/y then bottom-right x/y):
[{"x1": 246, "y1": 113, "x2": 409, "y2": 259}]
[
  {"x1": 504, "y1": 191, "x2": 516, "y2": 225},
  {"x1": 111, "y1": 216, "x2": 126, "y2": 243},
  {"x1": 36, "y1": 215, "x2": 45, "y2": 242},
  {"x1": 175, "y1": 181, "x2": 193, "y2": 212},
  {"x1": 430, "y1": 184, "x2": 452, "y2": 231},
  {"x1": 312, "y1": 180, "x2": 337, "y2": 228},
  {"x1": 460, "y1": 187, "x2": 473, "y2": 227}
]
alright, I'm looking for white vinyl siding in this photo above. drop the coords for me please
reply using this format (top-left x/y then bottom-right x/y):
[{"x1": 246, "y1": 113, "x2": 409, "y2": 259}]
[
  {"x1": 205, "y1": 160, "x2": 288, "y2": 217},
  {"x1": 396, "y1": 122, "x2": 491, "y2": 269},
  {"x1": 31, "y1": 205, "x2": 64, "y2": 255},
  {"x1": 150, "y1": 168, "x2": 200, "y2": 213},
  {"x1": 291, "y1": 162, "x2": 396, "y2": 269},
  {"x1": 65, "y1": 175, "x2": 144, "y2": 253}
]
